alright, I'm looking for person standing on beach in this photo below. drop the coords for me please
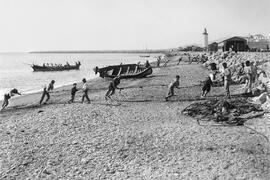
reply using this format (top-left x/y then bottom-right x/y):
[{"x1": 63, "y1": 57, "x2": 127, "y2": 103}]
[
  {"x1": 244, "y1": 60, "x2": 252, "y2": 93},
  {"x1": 165, "y1": 75, "x2": 180, "y2": 101},
  {"x1": 68, "y1": 83, "x2": 79, "y2": 103},
  {"x1": 39, "y1": 80, "x2": 55, "y2": 105},
  {"x1": 177, "y1": 57, "x2": 182, "y2": 65},
  {"x1": 82, "y1": 78, "x2": 91, "y2": 103},
  {"x1": 222, "y1": 63, "x2": 231, "y2": 98},
  {"x1": 145, "y1": 60, "x2": 151, "y2": 68},
  {"x1": 188, "y1": 54, "x2": 192, "y2": 64},
  {"x1": 251, "y1": 61, "x2": 258, "y2": 83},
  {"x1": 105, "y1": 76, "x2": 123, "y2": 100},
  {"x1": 1, "y1": 88, "x2": 21, "y2": 110},
  {"x1": 157, "y1": 56, "x2": 161, "y2": 67},
  {"x1": 201, "y1": 70, "x2": 217, "y2": 98}
]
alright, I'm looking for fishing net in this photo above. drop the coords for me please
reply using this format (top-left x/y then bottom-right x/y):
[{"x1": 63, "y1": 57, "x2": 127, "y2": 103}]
[{"x1": 182, "y1": 98, "x2": 264, "y2": 126}]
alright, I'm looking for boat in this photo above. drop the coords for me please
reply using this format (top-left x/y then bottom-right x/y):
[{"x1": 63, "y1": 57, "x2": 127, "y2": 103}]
[
  {"x1": 94, "y1": 63, "x2": 152, "y2": 78},
  {"x1": 139, "y1": 55, "x2": 150, "y2": 58},
  {"x1": 139, "y1": 44, "x2": 150, "y2": 58},
  {"x1": 31, "y1": 61, "x2": 81, "y2": 71}
]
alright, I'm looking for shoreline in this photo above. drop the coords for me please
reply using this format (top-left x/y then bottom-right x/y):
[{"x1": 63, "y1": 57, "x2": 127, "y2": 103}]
[
  {"x1": 0, "y1": 60, "x2": 160, "y2": 108},
  {"x1": 1, "y1": 55, "x2": 270, "y2": 179}
]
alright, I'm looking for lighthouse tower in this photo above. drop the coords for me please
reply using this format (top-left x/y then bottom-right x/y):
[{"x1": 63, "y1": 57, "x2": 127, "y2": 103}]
[{"x1": 203, "y1": 28, "x2": 208, "y2": 52}]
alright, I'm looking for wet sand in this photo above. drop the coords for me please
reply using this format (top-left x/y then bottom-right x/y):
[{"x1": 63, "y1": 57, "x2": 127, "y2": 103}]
[{"x1": 0, "y1": 56, "x2": 270, "y2": 179}]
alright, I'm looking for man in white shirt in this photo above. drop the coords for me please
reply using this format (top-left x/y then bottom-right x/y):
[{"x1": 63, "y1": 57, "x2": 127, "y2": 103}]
[
  {"x1": 82, "y1": 78, "x2": 90, "y2": 103},
  {"x1": 39, "y1": 80, "x2": 55, "y2": 105}
]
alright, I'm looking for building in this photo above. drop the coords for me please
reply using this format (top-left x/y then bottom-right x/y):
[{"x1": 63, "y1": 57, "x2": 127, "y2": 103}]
[
  {"x1": 208, "y1": 36, "x2": 247, "y2": 52},
  {"x1": 208, "y1": 42, "x2": 218, "y2": 52},
  {"x1": 245, "y1": 34, "x2": 270, "y2": 51}
]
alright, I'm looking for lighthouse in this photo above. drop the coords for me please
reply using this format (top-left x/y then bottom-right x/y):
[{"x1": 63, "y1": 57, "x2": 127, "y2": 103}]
[{"x1": 203, "y1": 28, "x2": 208, "y2": 52}]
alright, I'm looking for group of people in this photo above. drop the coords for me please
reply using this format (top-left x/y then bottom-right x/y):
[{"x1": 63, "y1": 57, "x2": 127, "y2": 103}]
[
  {"x1": 164, "y1": 58, "x2": 265, "y2": 102},
  {"x1": 1, "y1": 55, "x2": 267, "y2": 110},
  {"x1": 1, "y1": 75, "x2": 124, "y2": 110},
  {"x1": 200, "y1": 59, "x2": 265, "y2": 99},
  {"x1": 42, "y1": 61, "x2": 81, "y2": 68}
]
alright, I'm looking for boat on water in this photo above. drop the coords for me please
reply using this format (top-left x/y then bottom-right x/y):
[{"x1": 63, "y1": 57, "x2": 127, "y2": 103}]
[
  {"x1": 31, "y1": 61, "x2": 81, "y2": 71},
  {"x1": 139, "y1": 55, "x2": 150, "y2": 58},
  {"x1": 94, "y1": 63, "x2": 152, "y2": 78}
]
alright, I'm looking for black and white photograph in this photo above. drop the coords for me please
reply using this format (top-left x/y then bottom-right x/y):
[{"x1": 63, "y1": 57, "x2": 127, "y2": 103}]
[{"x1": 0, "y1": 0, "x2": 270, "y2": 179}]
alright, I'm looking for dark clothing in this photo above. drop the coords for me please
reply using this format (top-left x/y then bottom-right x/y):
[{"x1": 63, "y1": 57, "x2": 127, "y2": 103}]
[
  {"x1": 177, "y1": 57, "x2": 182, "y2": 65},
  {"x1": 2, "y1": 94, "x2": 10, "y2": 108},
  {"x1": 105, "y1": 77, "x2": 121, "y2": 98},
  {"x1": 2, "y1": 89, "x2": 21, "y2": 109},
  {"x1": 145, "y1": 61, "x2": 151, "y2": 68},
  {"x1": 39, "y1": 82, "x2": 54, "y2": 105},
  {"x1": 39, "y1": 90, "x2": 50, "y2": 104},
  {"x1": 71, "y1": 86, "x2": 78, "y2": 96},
  {"x1": 68, "y1": 86, "x2": 78, "y2": 103},
  {"x1": 4, "y1": 94, "x2": 11, "y2": 100},
  {"x1": 47, "y1": 83, "x2": 54, "y2": 91},
  {"x1": 202, "y1": 78, "x2": 212, "y2": 92}
]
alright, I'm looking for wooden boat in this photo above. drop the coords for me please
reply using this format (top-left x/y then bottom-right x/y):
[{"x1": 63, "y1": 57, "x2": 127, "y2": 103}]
[
  {"x1": 139, "y1": 55, "x2": 150, "y2": 58},
  {"x1": 31, "y1": 61, "x2": 81, "y2": 71},
  {"x1": 94, "y1": 63, "x2": 152, "y2": 78}
]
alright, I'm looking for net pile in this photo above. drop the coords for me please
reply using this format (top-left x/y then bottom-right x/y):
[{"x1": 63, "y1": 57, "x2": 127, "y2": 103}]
[{"x1": 182, "y1": 98, "x2": 264, "y2": 126}]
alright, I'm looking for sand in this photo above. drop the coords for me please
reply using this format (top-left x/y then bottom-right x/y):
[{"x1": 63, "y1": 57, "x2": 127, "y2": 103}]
[{"x1": 0, "y1": 56, "x2": 270, "y2": 179}]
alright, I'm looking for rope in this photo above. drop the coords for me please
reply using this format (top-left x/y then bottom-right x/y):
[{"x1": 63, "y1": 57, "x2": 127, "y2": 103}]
[{"x1": 196, "y1": 118, "x2": 269, "y2": 143}]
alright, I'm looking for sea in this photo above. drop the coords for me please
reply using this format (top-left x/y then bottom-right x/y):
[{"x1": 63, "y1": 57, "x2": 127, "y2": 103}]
[{"x1": 0, "y1": 53, "x2": 160, "y2": 100}]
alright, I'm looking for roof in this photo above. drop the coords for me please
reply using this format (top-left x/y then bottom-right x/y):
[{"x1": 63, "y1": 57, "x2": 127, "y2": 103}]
[{"x1": 209, "y1": 36, "x2": 247, "y2": 44}]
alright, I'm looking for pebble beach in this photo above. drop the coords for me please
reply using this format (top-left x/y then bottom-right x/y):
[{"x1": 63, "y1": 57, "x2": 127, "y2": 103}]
[{"x1": 1, "y1": 55, "x2": 270, "y2": 179}]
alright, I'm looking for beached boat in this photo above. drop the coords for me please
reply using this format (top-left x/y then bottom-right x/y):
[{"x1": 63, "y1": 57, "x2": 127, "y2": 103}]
[
  {"x1": 31, "y1": 61, "x2": 81, "y2": 71},
  {"x1": 94, "y1": 63, "x2": 152, "y2": 78}
]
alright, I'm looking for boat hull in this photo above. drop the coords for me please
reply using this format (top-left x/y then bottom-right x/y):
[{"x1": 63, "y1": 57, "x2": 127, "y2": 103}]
[
  {"x1": 95, "y1": 64, "x2": 152, "y2": 79},
  {"x1": 31, "y1": 64, "x2": 80, "y2": 71}
]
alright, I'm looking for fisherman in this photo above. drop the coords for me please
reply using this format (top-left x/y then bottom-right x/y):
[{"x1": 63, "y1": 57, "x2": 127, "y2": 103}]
[
  {"x1": 39, "y1": 80, "x2": 55, "y2": 105},
  {"x1": 188, "y1": 54, "x2": 192, "y2": 64},
  {"x1": 244, "y1": 60, "x2": 252, "y2": 94},
  {"x1": 145, "y1": 60, "x2": 151, "y2": 68},
  {"x1": 68, "y1": 83, "x2": 79, "y2": 103},
  {"x1": 222, "y1": 62, "x2": 231, "y2": 98},
  {"x1": 251, "y1": 61, "x2": 258, "y2": 83},
  {"x1": 157, "y1": 56, "x2": 161, "y2": 67},
  {"x1": 82, "y1": 78, "x2": 91, "y2": 103},
  {"x1": 105, "y1": 76, "x2": 123, "y2": 100},
  {"x1": 165, "y1": 75, "x2": 180, "y2": 101},
  {"x1": 201, "y1": 70, "x2": 217, "y2": 98},
  {"x1": 1, "y1": 88, "x2": 21, "y2": 110},
  {"x1": 177, "y1": 57, "x2": 182, "y2": 65}
]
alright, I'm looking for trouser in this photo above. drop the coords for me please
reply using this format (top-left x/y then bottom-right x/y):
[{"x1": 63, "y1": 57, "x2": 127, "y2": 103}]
[
  {"x1": 68, "y1": 94, "x2": 75, "y2": 103},
  {"x1": 40, "y1": 91, "x2": 50, "y2": 104},
  {"x1": 82, "y1": 91, "x2": 90, "y2": 103},
  {"x1": 202, "y1": 84, "x2": 211, "y2": 96},
  {"x1": 2, "y1": 94, "x2": 10, "y2": 109},
  {"x1": 224, "y1": 80, "x2": 230, "y2": 98},
  {"x1": 244, "y1": 78, "x2": 252, "y2": 93},
  {"x1": 166, "y1": 87, "x2": 174, "y2": 98},
  {"x1": 105, "y1": 85, "x2": 115, "y2": 97}
]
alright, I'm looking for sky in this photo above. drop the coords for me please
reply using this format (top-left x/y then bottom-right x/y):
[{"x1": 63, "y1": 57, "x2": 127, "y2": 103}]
[{"x1": 0, "y1": 0, "x2": 269, "y2": 52}]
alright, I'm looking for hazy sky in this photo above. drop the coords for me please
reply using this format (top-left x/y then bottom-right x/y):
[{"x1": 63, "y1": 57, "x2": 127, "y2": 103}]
[{"x1": 0, "y1": 0, "x2": 269, "y2": 52}]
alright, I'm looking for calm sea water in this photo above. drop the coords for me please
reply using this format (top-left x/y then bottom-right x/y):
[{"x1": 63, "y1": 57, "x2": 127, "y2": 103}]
[{"x1": 0, "y1": 53, "x2": 160, "y2": 100}]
